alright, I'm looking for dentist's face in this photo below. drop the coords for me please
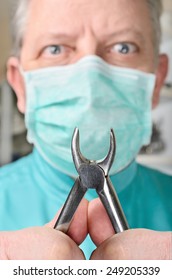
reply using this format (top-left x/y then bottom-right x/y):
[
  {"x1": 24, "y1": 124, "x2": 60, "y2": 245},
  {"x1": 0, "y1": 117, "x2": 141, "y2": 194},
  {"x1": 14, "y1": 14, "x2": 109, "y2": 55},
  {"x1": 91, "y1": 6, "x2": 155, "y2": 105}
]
[
  {"x1": 7, "y1": 0, "x2": 168, "y2": 113},
  {"x1": 20, "y1": 0, "x2": 156, "y2": 72}
]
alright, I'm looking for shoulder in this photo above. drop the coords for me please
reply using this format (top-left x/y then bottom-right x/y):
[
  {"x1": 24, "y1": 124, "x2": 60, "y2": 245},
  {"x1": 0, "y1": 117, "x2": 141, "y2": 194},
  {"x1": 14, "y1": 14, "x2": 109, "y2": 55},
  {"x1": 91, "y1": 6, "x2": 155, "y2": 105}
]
[
  {"x1": 136, "y1": 163, "x2": 172, "y2": 190},
  {"x1": 137, "y1": 163, "x2": 172, "y2": 179}
]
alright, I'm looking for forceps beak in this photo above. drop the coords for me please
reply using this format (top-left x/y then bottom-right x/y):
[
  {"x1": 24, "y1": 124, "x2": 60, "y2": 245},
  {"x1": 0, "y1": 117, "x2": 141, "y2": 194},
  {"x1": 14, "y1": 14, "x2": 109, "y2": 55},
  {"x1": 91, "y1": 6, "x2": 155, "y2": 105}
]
[
  {"x1": 98, "y1": 129, "x2": 116, "y2": 176},
  {"x1": 71, "y1": 128, "x2": 90, "y2": 171},
  {"x1": 72, "y1": 128, "x2": 116, "y2": 176}
]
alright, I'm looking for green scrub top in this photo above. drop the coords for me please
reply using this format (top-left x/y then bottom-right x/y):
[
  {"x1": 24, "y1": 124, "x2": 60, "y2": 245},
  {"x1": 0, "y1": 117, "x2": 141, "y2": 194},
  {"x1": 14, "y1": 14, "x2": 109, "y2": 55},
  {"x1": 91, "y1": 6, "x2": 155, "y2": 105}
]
[{"x1": 0, "y1": 149, "x2": 172, "y2": 259}]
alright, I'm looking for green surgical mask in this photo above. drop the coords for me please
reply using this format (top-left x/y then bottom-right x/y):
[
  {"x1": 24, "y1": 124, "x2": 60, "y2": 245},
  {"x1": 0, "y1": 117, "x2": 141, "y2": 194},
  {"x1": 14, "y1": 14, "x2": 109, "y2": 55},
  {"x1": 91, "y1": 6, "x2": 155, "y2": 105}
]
[{"x1": 23, "y1": 56, "x2": 155, "y2": 177}]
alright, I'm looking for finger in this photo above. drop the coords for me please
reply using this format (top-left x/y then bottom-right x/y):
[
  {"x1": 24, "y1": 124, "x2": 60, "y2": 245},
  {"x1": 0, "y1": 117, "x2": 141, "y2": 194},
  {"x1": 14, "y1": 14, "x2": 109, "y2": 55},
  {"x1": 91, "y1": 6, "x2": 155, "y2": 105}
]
[
  {"x1": 48, "y1": 198, "x2": 88, "y2": 245},
  {"x1": 67, "y1": 198, "x2": 88, "y2": 245},
  {"x1": 88, "y1": 198, "x2": 115, "y2": 246},
  {"x1": 0, "y1": 227, "x2": 86, "y2": 260},
  {"x1": 91, "y1": 229, "x2": 172, "y2": 260}
]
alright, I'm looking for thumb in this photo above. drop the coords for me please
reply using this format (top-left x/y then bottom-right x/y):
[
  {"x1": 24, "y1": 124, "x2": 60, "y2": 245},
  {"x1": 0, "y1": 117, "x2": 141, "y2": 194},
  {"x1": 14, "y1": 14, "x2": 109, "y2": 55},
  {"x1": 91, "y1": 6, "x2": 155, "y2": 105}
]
[
  {"x1": 91, "y1": 229, "x2": 172, "y2": 260},
  {"x1": 47, "y1": 198, "x2": 88, "y2": 245},
  {"x1": 88, "y1": 198, "x2": 115, "y2": 246}
]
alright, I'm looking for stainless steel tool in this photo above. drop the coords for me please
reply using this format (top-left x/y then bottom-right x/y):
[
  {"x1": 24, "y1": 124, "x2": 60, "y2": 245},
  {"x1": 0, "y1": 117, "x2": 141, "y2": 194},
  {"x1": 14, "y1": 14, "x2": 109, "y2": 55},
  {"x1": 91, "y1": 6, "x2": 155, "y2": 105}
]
[{"x1": 54, "y1": 128, "x2": 129, "y2": 233}]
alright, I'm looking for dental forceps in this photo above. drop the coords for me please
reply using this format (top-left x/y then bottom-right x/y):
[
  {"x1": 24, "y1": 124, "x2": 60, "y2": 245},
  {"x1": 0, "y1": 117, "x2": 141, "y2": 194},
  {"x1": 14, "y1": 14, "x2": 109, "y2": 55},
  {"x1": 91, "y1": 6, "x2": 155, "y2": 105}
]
[{"x1": 54, "y1": 128, "x2": 129, "y2": 234}]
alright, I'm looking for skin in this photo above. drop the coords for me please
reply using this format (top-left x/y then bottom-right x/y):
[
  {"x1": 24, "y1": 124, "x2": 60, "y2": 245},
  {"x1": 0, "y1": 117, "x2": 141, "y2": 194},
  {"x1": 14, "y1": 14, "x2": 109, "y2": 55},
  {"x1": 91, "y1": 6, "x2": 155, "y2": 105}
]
[
  {"x1": 0, "y1": 198, "x2": 171, "y2": 259},
  {"x1": 7, "y1": 0, "x2": 168, "y2": 112},
  {"x1": 88, "y1": 199, "x2": 172, "y2": 260},
  {"x1": 90, "y1": 229, "x2": 172, "y2": 260},
  {"x1": 4, "y1": 0, "x2": 171, "y2": 259},
  {"x1": 0, "y1": 199, "x2": 88, "y2": 259}
]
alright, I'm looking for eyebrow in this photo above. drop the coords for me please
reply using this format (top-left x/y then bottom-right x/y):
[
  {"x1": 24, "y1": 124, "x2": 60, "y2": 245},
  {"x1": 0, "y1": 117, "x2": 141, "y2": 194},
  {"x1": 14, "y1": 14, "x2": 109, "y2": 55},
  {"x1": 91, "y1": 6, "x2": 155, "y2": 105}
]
[
  {"x1": 101, "y1": 28, "x2": 145, "y2": 43},
  {"x1": 36, "y1": 32, "x2": 77, "y2": 44},
  {"x1": 36, "y1": 28, "x2": 145, "y2": 46}
]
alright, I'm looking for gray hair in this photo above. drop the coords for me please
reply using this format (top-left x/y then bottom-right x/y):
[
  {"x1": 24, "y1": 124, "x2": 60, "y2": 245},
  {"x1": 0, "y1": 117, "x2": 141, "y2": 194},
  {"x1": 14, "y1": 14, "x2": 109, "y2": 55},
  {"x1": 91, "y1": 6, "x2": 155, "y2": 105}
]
[{"x1": 11, "y1": 0, "x2": 163, "y2": 57}]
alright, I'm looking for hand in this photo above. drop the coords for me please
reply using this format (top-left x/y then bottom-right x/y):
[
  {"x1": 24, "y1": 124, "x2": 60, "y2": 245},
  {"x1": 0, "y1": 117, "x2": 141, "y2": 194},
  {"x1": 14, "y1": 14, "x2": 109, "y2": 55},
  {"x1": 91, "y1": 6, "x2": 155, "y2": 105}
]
[
  {"x1": 88, "y1": 198, "x2": 172, "y2": 260},
  {"x1": 0, "y1": 199, "x2": 88, "y2": 260}
]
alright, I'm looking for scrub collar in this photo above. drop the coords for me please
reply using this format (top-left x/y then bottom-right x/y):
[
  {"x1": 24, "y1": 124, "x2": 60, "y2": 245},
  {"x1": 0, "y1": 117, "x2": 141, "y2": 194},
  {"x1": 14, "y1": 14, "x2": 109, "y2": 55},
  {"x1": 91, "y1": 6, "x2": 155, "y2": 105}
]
[{"x1": 110, "y1": 160, "x2": 137, "y2": 193}]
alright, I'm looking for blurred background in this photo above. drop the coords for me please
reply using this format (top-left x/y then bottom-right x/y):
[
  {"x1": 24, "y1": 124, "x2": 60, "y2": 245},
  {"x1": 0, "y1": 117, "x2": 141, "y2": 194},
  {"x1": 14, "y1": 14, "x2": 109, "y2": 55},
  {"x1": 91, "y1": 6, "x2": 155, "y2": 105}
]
[{"x1": 0, "y1": 0, "x2": 172, "y2": 174}]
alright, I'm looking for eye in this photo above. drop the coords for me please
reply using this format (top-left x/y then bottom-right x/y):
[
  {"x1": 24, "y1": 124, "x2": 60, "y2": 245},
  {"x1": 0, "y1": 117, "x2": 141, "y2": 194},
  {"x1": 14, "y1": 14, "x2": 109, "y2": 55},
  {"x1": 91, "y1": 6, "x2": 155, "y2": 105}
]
[
  {"x1": 43, "y1": 45, "x2": 65, "y2": 56},
  {"x1": 111, "y1": 43, "x2": 137, "y2": 54}
]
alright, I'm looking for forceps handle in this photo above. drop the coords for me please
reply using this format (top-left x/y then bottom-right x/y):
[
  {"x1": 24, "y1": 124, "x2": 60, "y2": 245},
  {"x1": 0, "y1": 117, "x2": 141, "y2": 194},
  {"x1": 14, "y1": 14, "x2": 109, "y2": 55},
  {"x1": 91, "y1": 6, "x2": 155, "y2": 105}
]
[
  {"x1": 54, "y1": 178, "x2": 87, "y2": 233},
  {"x1": 98, "y1": 176, "x2": 129, "y2": 233}
]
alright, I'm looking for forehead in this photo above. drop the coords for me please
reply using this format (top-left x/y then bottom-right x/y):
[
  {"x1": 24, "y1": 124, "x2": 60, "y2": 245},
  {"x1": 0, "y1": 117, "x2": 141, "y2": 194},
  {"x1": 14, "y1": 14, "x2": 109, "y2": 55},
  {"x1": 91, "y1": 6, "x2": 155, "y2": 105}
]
[{"x1": 26, "y1": 0, "x2": 152, "y2": 36}]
